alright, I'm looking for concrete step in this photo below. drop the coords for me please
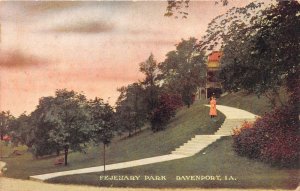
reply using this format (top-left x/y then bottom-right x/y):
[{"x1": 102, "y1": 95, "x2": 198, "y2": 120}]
[
  {"x1": 171, "y1": 151, "x2": 195, "y2": 156},
  {"x1": 217, "y1": 130, "x2": 233, "y2": 132},
  {"x1": 176, "y1": 143, "x2": 211, "y2": 150},
  {"x1": 190, "y1": 137, "x2": 222, "y2": 141},
  {"x1": 215, "y1": 133, "x2": 231, "y2": 136},
  {"x1": 189, "y1": 139, "x2": 220, "y2": 142},
  {"x1": 172, "y1": 135, "x2": 222, "y2": 156},
  {"x1": 217, "y1": 129, "x2": 233, "y2": 132},
  {"x1": 187, "y1": 140, "x2": 219, "y2": 144},
  {"x1": 179, "y1": 142, "x2": 208, "y2": 147},
  {"x1": 217, "y1": 130, "x2": 234, "y2": 133},
  {"x1": 176, "y1": 146, "x2": 207, "y2": 151},
  {"x1": 194, "y1": 135, "x2": 223, "y2": 138}
]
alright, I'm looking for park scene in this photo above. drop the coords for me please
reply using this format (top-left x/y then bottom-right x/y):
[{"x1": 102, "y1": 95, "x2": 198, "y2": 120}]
[{"x1": 0, "y1": 1, "x2": 299, "y2": 191}]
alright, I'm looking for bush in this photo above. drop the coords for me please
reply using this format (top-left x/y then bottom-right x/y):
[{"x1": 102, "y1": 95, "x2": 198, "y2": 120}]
[
  {"x1": 233, "y1": 120, "x2": 263, "y2": 159},
  {"x1": 261, "y1": 132, "x2": 299, "y2": 167},
  {"x1": 150, "y1": 93, "x2": 183, "y2": 132},
  {"x1": 232, "y1": 104, "x2": 300, "y2": 167}
]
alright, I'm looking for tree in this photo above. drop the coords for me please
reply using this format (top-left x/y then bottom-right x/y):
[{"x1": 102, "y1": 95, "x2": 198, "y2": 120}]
[
  {"x1": 29, "y1": 96, "x2": 60, "y2": 158},
  {"x1": 43, "y1": 89, "x2": 91, "y2": 165},
  {"x1": 165, "y1": 0, "x2": 230, "y2": 19},
  {"x1": 115, "y1": 83, "x2": 147, "y2": 136},
  {"x1": 159, "y1": 38, "x2": 206, "y2": 107},
  {"x1": 9, "y1": 113, "x2": 35, "y2": 148},
  {"x1": 198, "y1": 1, "x2": 265, "y2": 52},
  {"x1": 149, "y1": 93, "x2": 182, "y2": 132},
  {"x1": 88, "y1": 97, "x2": 115, "y2": 173},
  {"x1": 165, "y1": 0, "x2": 266, "y2": 53},
  {"x1": 219, "y1": 1, "x2": 300, "y2": 107},
  {"x1": 0, "y1": 111, "x2": 13, "y2": 141},
  {"x1": 215, "y1": 1, "x2": 300, "y2": 166},
  {"x1": 139, "y1": 54, "x2": 161, "y2": 116}
]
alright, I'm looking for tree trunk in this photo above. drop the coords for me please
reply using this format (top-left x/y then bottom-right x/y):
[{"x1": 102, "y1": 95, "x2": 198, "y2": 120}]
[
  {"x1": 56, "y1": 149, "x2": 60, "y2": 156},
  {"x1": 0, "y1": 133, "x2": 3, "y2": 141},
  {"x1": 64, "y1": 145, "x2": 69, "y2": 166},
  {"x1": 103, "y1": 143, "x2": 106, "y2": 174}
]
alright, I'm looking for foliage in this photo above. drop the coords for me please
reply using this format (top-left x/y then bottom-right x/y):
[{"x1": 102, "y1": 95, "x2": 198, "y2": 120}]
[
  {"x1": 232, "y1": 104, "x2": 300, "y2": 167},
  {"x1": 164, "y1": 0, "x2": 189, "y2": 19},
  {"x1": 139, "y1": 54, "x2": 161, "y2": 117},
  {"x1": 165, "y1": 0, "x2": 229, "y2": 19},
  {"x1": 88, "y1": 97, "x2": 115, "y2": 172},
  {"x1": 199, "y1": 1, "x2": 265, "y2": 52},
  {"x1": 88, "y1": 97, "x2": 115, "y2": 145},
  {"x1": 29, "y1": 96, "x2": 60, "y2": 157},
  {"x1": 232, "y1": 120, "x2": 254, "y2": 136},
  {"x1": 28, "y1": 89, "x2": 92, "y2": 165},
  {"x1": 159, "y1": 38, "x2": 206, "y2": 107},
  {"x1": 4, "y1": 89, "x2": 117, "y2": 164},
  {"x1": 115, "y1": 83, "x2": 147, "y2": 136},
  {"x1": 9, "y1": 113, "x2": 35, "y2": 148},
  {"x1": 0, "y1": 111, "x2": 13, "y2": 140},
  {"x1": 219, "y1": 1, "x2": 300, "y2": 107},
  {"x1": 149, "y1": 93, "x2": 183, "y2": 132}
]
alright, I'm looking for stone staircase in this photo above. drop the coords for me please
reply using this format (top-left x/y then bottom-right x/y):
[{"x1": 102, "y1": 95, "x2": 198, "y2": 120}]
[
  {"x1": 215, "y1": 118, "x2": 255, "y2": 136},
  {"x1": 171, "y1": 135, "x2": 223, "y2": 156},
  {"x1": 171, "y1": 105, "x2": 258, "y2": 157}
]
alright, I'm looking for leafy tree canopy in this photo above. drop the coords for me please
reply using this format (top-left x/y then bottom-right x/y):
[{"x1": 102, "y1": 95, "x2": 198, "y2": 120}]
[
  {"x1": 88, "y1": 97, "x2": 115, "y2": 145},
  {"x1": 115, "y1": 83, "x2": 147, "y2": 136},
  {"x1": 219, "y1": 0, "x2": 300, "y2": 104},
  {"x1": 159, "y1": 37, "x2": 206, "y2": 107},
  {"x1": 165, "y1": 0, "x2": 229, "y2": 19}
]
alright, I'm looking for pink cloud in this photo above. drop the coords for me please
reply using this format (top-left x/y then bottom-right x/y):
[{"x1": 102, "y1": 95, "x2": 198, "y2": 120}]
[{"x1": 0, "y1": 50, "x2": 46, "y2": 68}]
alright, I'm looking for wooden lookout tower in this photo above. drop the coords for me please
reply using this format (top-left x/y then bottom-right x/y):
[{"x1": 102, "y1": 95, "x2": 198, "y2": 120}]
[{"x1": 206, "y1": 51, "x2": 223, "y2": 98}]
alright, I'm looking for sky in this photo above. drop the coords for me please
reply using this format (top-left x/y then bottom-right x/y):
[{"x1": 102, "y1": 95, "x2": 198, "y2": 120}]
[{"x1": 0, "y1": 1, "x2": 253, "y2": 116}]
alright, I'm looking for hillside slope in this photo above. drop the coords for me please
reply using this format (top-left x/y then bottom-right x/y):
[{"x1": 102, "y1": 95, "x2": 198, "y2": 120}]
[
  {"x1": 218, "y1": 91, "x2": 287, "y2": 115},
  {"x1": 2, "y1": 101, "x2": 225, "y2": 179},
  {"x1": 47, "y1": 92, "x2": 299, "y2": 189}
]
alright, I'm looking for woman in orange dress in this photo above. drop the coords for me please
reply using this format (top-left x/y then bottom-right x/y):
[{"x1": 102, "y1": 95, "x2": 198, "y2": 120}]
[{"x1": 209, "y1": 95, "x2": 217, "y2": 118}]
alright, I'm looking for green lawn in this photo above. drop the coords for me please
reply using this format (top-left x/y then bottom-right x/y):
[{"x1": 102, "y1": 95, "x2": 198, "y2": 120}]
[
  {"x1": 48, "y1": 137, "x2": 300, "y2": 190},
  {"x1": 218, "y1": 90, "x2": 288, "y2": 116},
  {"x1": 1, "y1": 100, "x2": 225, "y2": 179},
  {"x1": 46, "y1": 92, "x2": 299, "y2": 189}
]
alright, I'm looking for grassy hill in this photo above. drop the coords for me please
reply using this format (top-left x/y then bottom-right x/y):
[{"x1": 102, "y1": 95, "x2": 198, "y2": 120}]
[
  {"x1": 47, "y1": 92, "x2": 299, "y2": 189},
  {"x1": 49, "y1": 137, "x2": 299, "y2": 189},
  {"x1": 218, "y1": 90, "x2": 288, "y2": 116},
  {"x1": 1, "y1": 99, "x2": 225, "y2": 179}
]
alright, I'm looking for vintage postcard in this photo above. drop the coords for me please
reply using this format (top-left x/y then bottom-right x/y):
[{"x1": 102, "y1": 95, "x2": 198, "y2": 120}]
[{"x1": 0, "y1": 1, "x2": 299, "y2": 191}]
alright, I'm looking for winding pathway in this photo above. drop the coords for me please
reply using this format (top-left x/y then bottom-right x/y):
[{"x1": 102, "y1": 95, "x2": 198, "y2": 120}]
[{"x1": 29, "y1": 105, "x2": 258, "y2": 181}]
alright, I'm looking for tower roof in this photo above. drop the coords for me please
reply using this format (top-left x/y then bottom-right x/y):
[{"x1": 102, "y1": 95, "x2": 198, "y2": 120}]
[{"x1": 208, "y1": 51, "x2": 222, "y2": 62}]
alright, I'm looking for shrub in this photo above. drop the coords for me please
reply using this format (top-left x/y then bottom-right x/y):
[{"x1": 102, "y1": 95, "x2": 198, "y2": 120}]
[
  {"x1": 261, "y1": 132, "x2": 300, "y2": 167},
  {"x1": 150, "y1": 93, "x2": 183, "y2": 132},
  {"x1": 233, "y1": 120, "x2": 267, "y2": 159},
  {"x1": 232, "y1": 104, "x2": 300, "y2": 167},
  {"x1": 232, "y1": 120, "x2": 254, "y2": 136}
]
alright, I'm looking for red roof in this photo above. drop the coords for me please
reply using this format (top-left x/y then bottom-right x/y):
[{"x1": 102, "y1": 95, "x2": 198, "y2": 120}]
[
  {"x1": 3, "y1": 135, "x2": 11, "y2": 141},
  {"x1": 208, "y1": 51, "x2": 222, "y2": 62}
]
